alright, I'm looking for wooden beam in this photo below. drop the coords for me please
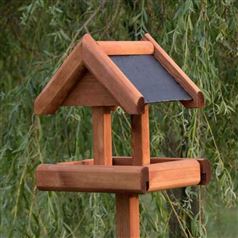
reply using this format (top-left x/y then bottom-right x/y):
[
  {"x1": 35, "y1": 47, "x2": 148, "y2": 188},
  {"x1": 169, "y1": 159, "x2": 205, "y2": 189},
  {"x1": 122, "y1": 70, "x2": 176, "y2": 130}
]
[
  {"x1": 37, "y1": 157, "x2": 207, "y2": 193},
  {"x1": 57, "y1": 159, "x2": 94, "y2": 166},
  {"x1": 34, "y1": 41, "x2": 86, "y2": 115},
  {"x1": 147, "y1": 160, "x2": 201, "y2": 191},
  {"x1": 197, "y1": 159, "x2": 211, "y2": 185},
  {"x1": 98, "y1": 41, "x2": 154, "y2": 55},
  {"x1": 57, "y1": 157, "x2": 211, "y2": 185},
  {"x1": 131, "y1": 105, "x2": 150, "y2": 165},
  {"x1": 92, "y1": 107, "x2": 113, "y2": 166},
  {"x1": 149, "y1": 157, "x2": 211, "y2": 185},
  {"x1": 81, "y1": 34, "x2": 144, "y2": 114},
  {"x1": 116, "y1": 194, "x2": 140, "y2": 238},
  {"x1": 63, "y1": 72, "x2": 118, "y2": 107},
  {"x1": 143, "y1": 33, "x2": 204, "y2": 108},
  {"x1": 36, "y1": 164, "x2": 148, "y2": 193}
]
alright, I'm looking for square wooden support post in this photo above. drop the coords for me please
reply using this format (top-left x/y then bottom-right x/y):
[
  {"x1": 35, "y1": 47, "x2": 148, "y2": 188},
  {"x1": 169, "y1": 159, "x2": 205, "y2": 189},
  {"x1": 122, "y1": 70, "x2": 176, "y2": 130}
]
[
  {"x1": 116, "y1": 105, "x2": 150, "y2": 238},
  {"x1": 116, "y1": 194, "x2": 140, "y2": 238},
  {"x1": 92, "y1": 107, "x2": 112, "y2": 166},
  {"x1": 131, "y1": 105, "x2": 150, "y2": 166}
]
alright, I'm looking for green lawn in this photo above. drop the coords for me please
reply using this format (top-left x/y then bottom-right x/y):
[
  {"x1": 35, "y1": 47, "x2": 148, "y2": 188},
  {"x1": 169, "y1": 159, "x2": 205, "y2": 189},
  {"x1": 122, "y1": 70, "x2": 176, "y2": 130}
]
[{"x1": 208, "y1": 208, "x2": 238, "y2": 238}]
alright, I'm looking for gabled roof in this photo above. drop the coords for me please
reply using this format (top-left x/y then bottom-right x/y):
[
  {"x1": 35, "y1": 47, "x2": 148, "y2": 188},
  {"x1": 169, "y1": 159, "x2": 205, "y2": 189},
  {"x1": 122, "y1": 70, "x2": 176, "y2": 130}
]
[{"x1": 34, "y1": 33, "x2": 204, "y2": 115}]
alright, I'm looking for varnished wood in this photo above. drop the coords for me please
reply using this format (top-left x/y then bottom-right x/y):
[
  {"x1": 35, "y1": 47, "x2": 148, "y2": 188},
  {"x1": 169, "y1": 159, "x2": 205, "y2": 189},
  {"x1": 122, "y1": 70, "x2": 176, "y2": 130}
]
[
  {"x1": 34, "y1": 33, "x2": 209, "y2": 238},
  {"x1": 57, "y1": 157, "x2": 210, "y2": 185},
  {"x1": 36, "y1": 164, "x2": 148, "y2": 193},
  {"x1": 197, "y1": 159, "x2": 211, "y2": 185},
  {"x1": 81, "y1": 34, "x2": 144, "y2": 114},
  {"x1": 116, "y1": 194, "x2": 140, "y2": 238},
  {"x1": 143, "y1": 33, "x2": 204, "y2": 108},
  {"x1": 149, "y1": 157, "x2": 211, "y2": 185},
  {"x1": 92, "y1": 107, "x2": 112, "y2": 166},
  {"x1": 131, "y1": 105, "x2": 150, "y2": 165},
  {"x1": 35, "y1": 33, "x2": 204, "y2": 115},
  {"x1": 34, "y1": 41, "x2": 86, "y2": 115},
  {"x1": 37, "y1": 158, "x2": 207, "y2": 193},
  {"x1": 116, "y1": 105, "x2": 150, "y2": 238},
  {"x1": 57, "y1": 159, "x2": 94, "y2": 165},
  {"x1": 98, "y1": 41, "x2": 154, "y2": 55},
  {"x1": 63, "y1": 71, "x2": 118, "y2": 107},
  {"x1": 147, "y1": 160, "x2": 201, "y2": 191}
]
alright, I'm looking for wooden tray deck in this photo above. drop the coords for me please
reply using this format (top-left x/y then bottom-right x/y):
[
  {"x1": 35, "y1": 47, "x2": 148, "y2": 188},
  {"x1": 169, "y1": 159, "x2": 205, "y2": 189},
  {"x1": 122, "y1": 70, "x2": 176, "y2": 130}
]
[{"x1": 36, "y1": 157, "x2": 210, "y2": 193}]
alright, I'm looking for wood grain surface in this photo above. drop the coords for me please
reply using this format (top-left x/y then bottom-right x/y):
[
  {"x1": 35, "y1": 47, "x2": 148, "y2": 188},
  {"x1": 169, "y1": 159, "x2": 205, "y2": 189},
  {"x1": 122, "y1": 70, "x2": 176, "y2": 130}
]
[
  {"x1": 82, "y1": 34, "x2": 144, "y2": 114},
  {"x1": 98, "y1": 41, "x2": 154, "y2": 55}
]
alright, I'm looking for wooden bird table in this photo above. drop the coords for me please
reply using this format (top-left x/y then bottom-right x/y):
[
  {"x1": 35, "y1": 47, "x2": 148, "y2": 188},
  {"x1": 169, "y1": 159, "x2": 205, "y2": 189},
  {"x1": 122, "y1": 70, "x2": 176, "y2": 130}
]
[{"x1": 35, "y1": 33, "x2": 211, "y2": 238}]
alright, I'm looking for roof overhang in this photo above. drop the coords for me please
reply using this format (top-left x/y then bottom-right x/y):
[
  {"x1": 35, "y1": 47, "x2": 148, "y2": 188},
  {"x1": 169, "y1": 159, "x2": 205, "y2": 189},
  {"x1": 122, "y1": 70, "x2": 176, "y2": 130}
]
[{"x1": 34, "y1": 33, "x2": 204, "y2": 115}]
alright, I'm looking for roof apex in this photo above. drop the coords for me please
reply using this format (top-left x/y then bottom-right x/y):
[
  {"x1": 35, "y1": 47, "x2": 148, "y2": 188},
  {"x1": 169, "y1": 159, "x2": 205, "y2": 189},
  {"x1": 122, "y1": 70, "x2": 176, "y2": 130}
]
[
  {"x1": 81, "y1": 34, "x2": 145, "y2": 114},
  {"x1": 34, "y1": 33, "x2": 204, "y2": 115}
]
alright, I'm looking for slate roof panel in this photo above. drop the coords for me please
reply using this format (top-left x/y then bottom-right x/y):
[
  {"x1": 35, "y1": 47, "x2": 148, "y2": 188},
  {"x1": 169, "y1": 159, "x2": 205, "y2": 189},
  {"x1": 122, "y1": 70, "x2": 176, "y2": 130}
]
[{"x1": 111, "y1": 55, "x2": 192, "y2": 103}]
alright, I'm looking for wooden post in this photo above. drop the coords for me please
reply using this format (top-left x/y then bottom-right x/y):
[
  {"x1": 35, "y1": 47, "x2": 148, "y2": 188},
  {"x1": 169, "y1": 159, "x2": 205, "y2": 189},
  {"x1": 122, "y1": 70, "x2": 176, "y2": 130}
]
[
  {"x1": 116, "y1": 194, "x2": 140, "y2": 238},
  {"x1": 92, "y1": 107, "x2": 112, "y2": 166},
  {"x1": 131, "y1": 105, "x2": 150, "y2": 165},
  {"x1": 116, "y1": 105, "x2": 150, "y2": 238}
]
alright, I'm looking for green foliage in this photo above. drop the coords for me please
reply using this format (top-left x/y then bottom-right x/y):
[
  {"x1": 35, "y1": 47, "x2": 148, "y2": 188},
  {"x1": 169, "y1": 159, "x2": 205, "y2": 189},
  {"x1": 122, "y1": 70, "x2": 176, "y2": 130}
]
[{"x1": 0, "y1": 0, "x2": 237, "y2": 237}]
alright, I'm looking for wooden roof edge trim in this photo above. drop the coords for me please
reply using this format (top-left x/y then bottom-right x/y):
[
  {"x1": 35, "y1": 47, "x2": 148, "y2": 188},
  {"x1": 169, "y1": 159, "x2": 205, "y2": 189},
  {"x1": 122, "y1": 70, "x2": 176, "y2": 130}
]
[
  {"x1": 81, "y1": 34, "x2": 145, "y2": 114},
  {"x1": 143, "y1": 33, "x2": 205, "y2": 108},
  {"x1": 97, "y1": 41, "x2": 154, "y2": 55},
  {"x1": 34, "y1": 41, "x2": 86, "y2": 115}
]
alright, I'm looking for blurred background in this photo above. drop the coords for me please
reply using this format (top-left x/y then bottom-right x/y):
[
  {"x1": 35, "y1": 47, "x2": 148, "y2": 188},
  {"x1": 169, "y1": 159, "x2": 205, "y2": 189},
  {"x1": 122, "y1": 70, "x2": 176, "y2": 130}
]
[{"x1": 0, "y1": 0, "x2": 237, "y2": 237}]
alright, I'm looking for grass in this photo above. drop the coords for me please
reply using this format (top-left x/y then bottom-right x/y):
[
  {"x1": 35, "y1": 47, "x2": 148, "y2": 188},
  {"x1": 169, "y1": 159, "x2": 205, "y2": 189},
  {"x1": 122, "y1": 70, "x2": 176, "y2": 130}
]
[{"x1": 208, "y1": 208, "x2": 238, "y2": 238}]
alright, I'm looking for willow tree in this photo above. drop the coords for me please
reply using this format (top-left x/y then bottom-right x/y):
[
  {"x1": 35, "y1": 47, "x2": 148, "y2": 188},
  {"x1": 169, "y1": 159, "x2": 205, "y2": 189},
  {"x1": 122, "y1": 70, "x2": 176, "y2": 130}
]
[{"x1": 0, "y1": 0, "x2": 237, "y2": 237}]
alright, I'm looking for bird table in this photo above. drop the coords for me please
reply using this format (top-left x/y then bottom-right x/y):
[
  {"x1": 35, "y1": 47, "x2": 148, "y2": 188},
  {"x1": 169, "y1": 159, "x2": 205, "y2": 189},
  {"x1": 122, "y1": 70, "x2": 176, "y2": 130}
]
[{"x1": 34, "y1": 33, "x2": 211, "y2": 238}]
